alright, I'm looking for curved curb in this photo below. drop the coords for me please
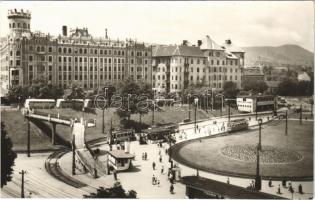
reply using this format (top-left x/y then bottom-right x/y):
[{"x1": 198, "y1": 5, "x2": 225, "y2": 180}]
[{"x1": 170, "y1": 129, "x2": 313, "y2": 182}]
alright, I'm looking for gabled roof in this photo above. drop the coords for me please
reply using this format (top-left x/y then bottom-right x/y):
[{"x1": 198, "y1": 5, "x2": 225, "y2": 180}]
[
  {"x1": 200, "y1": 35, "x2": 223, "y2": 51},
  {"x1": 153, "y1": 45, "x2": 205, "y2": 57},
  {"x1": 222, "y1": 39, "x2": 245, "y2": 53}
]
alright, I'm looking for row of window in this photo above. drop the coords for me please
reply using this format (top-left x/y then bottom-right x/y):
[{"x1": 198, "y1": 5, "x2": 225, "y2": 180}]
[
  {"x1": 9, "y1": 22, "x2": 30, "y2": 29},
  {"x1": 29, "y1": 65, "x2": 149, "y2": 73},
  {"x1": 27, "y1": 45, "x2": 150, "y2": 57},
  {"x1": 153, "y1": 74, "x2": 239, "y2": 82}
]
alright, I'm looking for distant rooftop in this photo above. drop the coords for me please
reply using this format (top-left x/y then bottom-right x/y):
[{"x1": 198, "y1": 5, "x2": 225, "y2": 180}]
[
  {"x1": 200, "y1": 35, "x2": 223, "y2": 51},
  {"x1": 152, "y1": 45, "x2": 205, "y2": 57}
]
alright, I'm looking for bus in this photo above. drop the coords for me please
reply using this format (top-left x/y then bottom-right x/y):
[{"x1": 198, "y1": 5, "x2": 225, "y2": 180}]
[
  {"x1": 227, "y1": 118, "x2": 248, "y2": 133},
  {"x1": 56, "y1": 99, "x2": 84, "y2": 109},
  {"x1": 24, "y1": 99, "x2": 56, "y2": 109}
]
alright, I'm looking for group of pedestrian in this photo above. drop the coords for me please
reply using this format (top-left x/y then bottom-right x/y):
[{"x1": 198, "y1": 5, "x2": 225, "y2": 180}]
[
  {"x1": 152, "y1": 175, "x2": 160, "y2": 187},
  {"x1": 142, "y1": 152, "x2": 148, "y2": 160},
  {"x1": 277, "y1": 180, "x2": 303, "y2": 195}
]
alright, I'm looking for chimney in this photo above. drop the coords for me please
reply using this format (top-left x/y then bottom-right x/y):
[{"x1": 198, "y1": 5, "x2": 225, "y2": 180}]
[
  {"x1": 225, "y1": 39, "x2": 232, "y2": 45},
  {"x1": 62, "y1": 25, "x2": 67, "y2": 36},
  {"x1": 105, "y1": 28, "x2": 108, "y2": 39},
  {"x1": 197, "y1": 40, "x2": 202, "y2": 47}
]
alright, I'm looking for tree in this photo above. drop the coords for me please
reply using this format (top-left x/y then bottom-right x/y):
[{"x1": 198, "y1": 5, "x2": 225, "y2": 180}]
[
  {"x1": 84, "y1": 182, "x2": 137, "y2": 198},
  {"x1": 1, "y1": 122, "x2": 17, "y2": 188},
  {"x1": 243, "y1": 80, "x2": 268, "y2": 94},
  {"x1": 7, "y1": 85, "x2": 28, "y2": 103},
  {"x1": 223, "y1": 81, "x2": 239, "y2": 99},
  {"x1": 67, "y1": 84, "x2": 85, "y2": 99},
  {"x1": 277, "y1": 79, "x2": 298, "y2": 96}
]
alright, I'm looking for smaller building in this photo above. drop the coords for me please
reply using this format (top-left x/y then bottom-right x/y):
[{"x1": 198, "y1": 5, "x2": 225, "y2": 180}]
[
  {"x1": 243, "y1": 67, "x2": 264, "y2": 83},
  {"x1": 297, "y1": 72, "x2": 311, "y2": 82},
  {"x1": 107, "y1": 150, "x2": 135, "y2": 171},
  {"x1": 236, "y1": 95, "x2": 275, "y2": 113}
]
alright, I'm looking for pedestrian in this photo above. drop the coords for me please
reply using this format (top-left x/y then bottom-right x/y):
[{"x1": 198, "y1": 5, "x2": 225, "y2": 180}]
[
  {"x1": 170, "y1": 184, "x2": 174, "y2": 194},
  {"x1": 144, "y1": 152, "x2": 147, "y2": 160},
  {"x1": 227, "y1": 177, "x2": 230, "y2": 184},
  {"x1": 282, "y1": 179, "x2": 286, "y2": 187},
  {"x1": 159, "y1": 155, "x2": 162, "y2": 163},
  {"x1": 298, "y1": 184, "x2": 303, "y2": 194},
  {"x1": 113, "y1": 170, "x2": 117, "y2": 181},
  {"x1": 152, "y1": 162, "x2": 156, "y2": 170},
  {"x1": 251, "y1": 180, "x2": 255, "y2": 189},
  {"x1": 158, "y1": 149, "x2": 161, "y2": 155},
  {"x1": 157, "y1": 180, "x2": 160, "y2": 187},
  {"x1": 142, "y1": 153, "x2": 144, "y2": 160},
  {"x1": 277, "y1": 184, "x2": 281, "y2": 194},
  {"x1": 268, "y1": 178, "x2": 272, "y2": 187},
  {"x1": 152, "y1": 175, "x2": 155, "y2": 185},
  {"x1": 161, "y1": 165, "x2": 164, "y2": 174}
]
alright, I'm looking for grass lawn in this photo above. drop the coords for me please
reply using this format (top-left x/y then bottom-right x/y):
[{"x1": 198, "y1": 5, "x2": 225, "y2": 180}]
[
  {"x1": 1, "y1": 111, "x2": 59, "y2": 151},
  {"x1": 172, "y1": 120, "x2": 313, "y2": 180},
  {"x1": 1, "y1": 106, "x2": 209, "y2": 151}
]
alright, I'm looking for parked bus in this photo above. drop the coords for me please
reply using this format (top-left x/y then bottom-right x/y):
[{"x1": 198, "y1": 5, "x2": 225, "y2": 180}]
[{"x1": 24, "y1": 99, "x2": 56, "y2": 109}]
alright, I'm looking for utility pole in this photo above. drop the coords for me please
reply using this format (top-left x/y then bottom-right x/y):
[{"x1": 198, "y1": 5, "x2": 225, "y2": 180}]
[
  {"x1": 19, "y1": 170, "x2": 26, "y2": 198},
  {"x1": 211, "y1": 89, "x2": 214, "y2": 111},
  {"x1": 152, "y1": 96, "x2": 155, "y2": 126},
  {"x1": 27, "y1": 119, "x2": 30, "y2": 157},
  {"x1": 72, "y1": 134, "x2": 76, "y2": 175},
  {"x1": 102, "y1": 87, "x2": 108, "y2": 135},
  {"x1": 256, "y1": 99, "x2": 258, "y2": 120},
  {"x1": 285, "y1": 110, "x2": 288, "y2": 135},
  {"x1": 300, "y1": 104, "x2": 302, "y2": 124}
]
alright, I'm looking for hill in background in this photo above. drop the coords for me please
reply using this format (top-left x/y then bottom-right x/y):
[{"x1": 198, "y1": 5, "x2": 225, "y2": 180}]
[{"x1": 242, "y1": 44, "x2": 314, "y2": 68}]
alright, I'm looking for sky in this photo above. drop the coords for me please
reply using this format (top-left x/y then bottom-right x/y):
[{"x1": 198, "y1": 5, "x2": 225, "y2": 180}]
[{"x1": 0, "y1": 1, "x2": 313, "y2": 51}]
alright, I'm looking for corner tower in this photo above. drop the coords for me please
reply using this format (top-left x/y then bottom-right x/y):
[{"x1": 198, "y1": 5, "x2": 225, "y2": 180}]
[{"x1": 8, "y1": 9, "x2": 31, "y2": 38}]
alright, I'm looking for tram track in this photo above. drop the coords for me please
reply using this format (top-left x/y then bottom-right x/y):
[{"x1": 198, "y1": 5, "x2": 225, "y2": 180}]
[{"x1": 45, "y1": 149, "x2": 88, "y2": 188}]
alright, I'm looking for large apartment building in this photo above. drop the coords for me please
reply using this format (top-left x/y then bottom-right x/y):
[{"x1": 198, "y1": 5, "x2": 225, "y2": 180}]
[
  {"x1": 152, "y1": 36, "x2": 245, "y2": 93},
  {"x1": 0, "y1": 9, "x2": 152, "y2": 96}
]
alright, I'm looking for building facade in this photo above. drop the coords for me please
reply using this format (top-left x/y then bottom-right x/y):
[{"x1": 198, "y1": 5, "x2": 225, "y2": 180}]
[
  {"x1": 152, "y1": 36, "x2": 244, "y2": 93},
  {"x1": 0, "y1": 9, "x2": 152, "y2": 96}
]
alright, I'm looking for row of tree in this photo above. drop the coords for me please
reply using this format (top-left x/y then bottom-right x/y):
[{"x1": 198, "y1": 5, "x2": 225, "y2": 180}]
[{"x1": 7, "y1": 78, "x2": 64, "y2": 103}]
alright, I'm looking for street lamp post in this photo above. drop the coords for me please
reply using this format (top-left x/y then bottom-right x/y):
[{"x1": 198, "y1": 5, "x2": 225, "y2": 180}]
[
  {"x1": 256, "y1": 99, "x2": 258, "y2": 120},
  {"x1": 258, "y1": 118, "x2": 262, "y2": 151},
  {"x1": 194, "y1": 98, "x2": 199, "y2": 134},
  {"x1": 216, "y1": 94, "x2": 224, "y2": 117},
  {"x1": 102, "y1": 88, "x2": 108, "y2": 134},
  {"x1": 285, "y1": 110, "x2": 288, "y2": 135},
  {"x1": 188, "y1": 94, "x2": 191, "y2": 121},
  {"x1": 255, "y1": 118, "x2": 263, "y2": 190},
  {"x1": 300, "y1": 104, "x2": 302, "y2": 124}
]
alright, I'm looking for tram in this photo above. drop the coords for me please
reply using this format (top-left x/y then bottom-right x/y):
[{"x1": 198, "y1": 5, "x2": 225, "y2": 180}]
[
  {"x1": 109, "y1": 129, "x2": 135, "y2": 144},
  {"x1": 227, "y1": 118, "x2": 248, "y2": 132}
]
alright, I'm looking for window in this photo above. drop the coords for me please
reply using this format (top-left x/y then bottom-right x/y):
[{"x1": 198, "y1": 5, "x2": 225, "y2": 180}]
[
  {"x1": 48, "y1": 47, "x2": 52, "y2": 52},
  {"x1": 131, "y1": 59, "x2": 134, "y2": 64},
  {"x1": 191, "y1": 59, "x2": 193, "y2": 64},
  {"x1": 16, "y1": 60, "x2": 20, "y2": 66},
  {"x1": 29, "y1": 46, "x2": 33, "y2": 51},
  {"x1": 29, "y1": 56, "x2": 33, "y2": 61},
  {"x1": 64, "y1": 57, "x2": 67, "y2": 62},
  {"x1": 211, "y1": 60, "x2": 214, "y2": 65},
  {"x1": 216, "y1": 52, "x2": 220, "y2": 57},
  {"x1": 29, "y1": 65, "x2": 33, "y2": 71},
  {"x1": 63, "y1": 48, "x2": 67, "y2": 53},
  {"x1": 49, "y1": 56, "x2": 52, "y2": 62},
  {"x1": 49, "y1": 65, "x2": 52, "y2": 71},
  {"x1": 197, "y1": 59, "x2": 200, "y2": 64},
  {"x1": 16, "y1": 51, "x2": 20, "y2": 56},
  {"x1": 58, "y1": 48, "x2": 62, "y2": 53},
  {"x1": 197, "y1": 68, "x2": 199, "y2": 73},
  {"x1": 37, "y1": 46, "x2": 40, "y2": 52},
  {"x1": 68, "y1": 48, "x2": 72, "y2": 54}
]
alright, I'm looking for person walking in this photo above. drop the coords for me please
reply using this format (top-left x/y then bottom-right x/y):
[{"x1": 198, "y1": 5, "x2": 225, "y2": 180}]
[
  {"x1": 227, "y1": 177, "x2": 230, "y2": 184},
  {"x1": 277, "y1": 184, "x2": 281, "y2": 194},
  {"x1": 170, "y1": 184, "x2": 174, "y2": 194},
  {"x1": 159, "y1": 155, "x2": 162, "y2": 163},
  {"x1": 152, "y1": 175, "x2": 155, "y2": 185},
  {"x1": 152, "y1": 162, "x2": 156, "y2": 170},
  {"x1": 298, "y1": 184, "x2": 303, "y2": 194},
  {"x1": 268, "y1": 178, "x2": 272, "y2": 187},
  {"x1": 161, "y1": 165, "x2": 164, "y2": 174},
  {"x1": 113, "y1": 169, "x2": 117, "y2": 181}
]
